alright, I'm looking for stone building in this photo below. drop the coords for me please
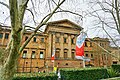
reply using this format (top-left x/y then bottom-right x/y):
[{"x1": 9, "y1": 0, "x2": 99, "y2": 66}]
[
  {"x1": 110, "y1": 47, "x2": 120, "y2": 64},
  {"x1": 0, "y1": 19, "x2": 112, "y2": 73},
  {"x1": 84, "y1": 37, "x2": 112, "y2": 67}
]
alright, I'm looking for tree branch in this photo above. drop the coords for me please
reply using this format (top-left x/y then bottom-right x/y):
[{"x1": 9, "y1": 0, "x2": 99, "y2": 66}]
[
  {"x1": 19, "y1": 0, "x2": 66, "y2": 53},
  {"x1": 0, "y1": 1, "x2": 9, "y2": 9}
]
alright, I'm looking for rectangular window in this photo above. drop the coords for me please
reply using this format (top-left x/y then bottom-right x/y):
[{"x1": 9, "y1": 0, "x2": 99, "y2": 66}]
[
  {"x1": 41, "y1": 38, "x2": 44, "y2": 43},
  {"x1": 90, "y1": 42, "x2": 92, "y2": 47},
  {"x1": 56, "y1": 37, "x2": 59, "y2": 43},
  {"x1": 31, "y1": 51, "x2": 35, "y2": 59},
  {"x1": 33, "y1": 37, "x2": 36, "y2": 42},
  {"x1": 40, "y1": 51, "x2": 44, "y2": 59},
  {"x1": 64, "y1": 38, "x2": 67, "y2": 43},
  {"x1": 91, "y1": 54, "x2": 93, "y2": 58},
  {"x1": 22, "y1": 51, "x2": 27, "y2": 58},
  {"x1": 85, "y1": 42, "x2": 87, "y2": 47},
  {"x1": 71, "y1": 38, "x2": 74, "y2": 44},
  {"x1": 0, "y1": 33, "x2": 3, "y2": 39},
  {"x1": 86, "y1": 54, "x2": 88, "y2": 57},
  {"x1": 5, "y1": 33, "x2": 9, "y2": 39}
]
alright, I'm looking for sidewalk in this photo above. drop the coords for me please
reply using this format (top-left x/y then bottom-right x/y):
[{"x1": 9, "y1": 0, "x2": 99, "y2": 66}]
[{"x1": 100, "y1": 77, "x2": 120, "y2": 80}]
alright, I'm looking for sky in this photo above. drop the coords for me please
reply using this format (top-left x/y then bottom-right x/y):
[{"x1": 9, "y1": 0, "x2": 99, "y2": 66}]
[{"x1": 0, "y1": 0, "x2": 119, "y2": 46}]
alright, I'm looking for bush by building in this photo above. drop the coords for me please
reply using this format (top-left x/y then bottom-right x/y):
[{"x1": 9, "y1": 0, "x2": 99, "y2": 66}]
[
  {"x1": 12, "y1": 73, "x2": 57, "y2": 80},
  {"x1": 111, "y1": 64, "x2": 120, "y2": 73},
  {"x1": 60, "y1": 68, "x2": 109, "y2": 80}
]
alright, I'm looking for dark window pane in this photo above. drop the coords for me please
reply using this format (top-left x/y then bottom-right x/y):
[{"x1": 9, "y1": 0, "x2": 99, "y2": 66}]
[
  {"x1": 91, "y1": 54, "x2": 93, "y2": 58},
  {"x1": 41, "y1": 38, "x2": 44, "y2": 43},
  {"x1": 64, "y1": 38, "x2": 67, "y2": 43},
  {"x1": 71, "y1": 38, "x2": 74, "y2": 44},
  {"x1": 85, "y1": 42, "x2": 87, "y2": 47},
  {"x1": 0, "y1": 33, "x2": 3, "y2": 39},
  {"x1": 33, "y1": 37, "x2": 36, "y2": 42},
  {"x1": 90, "y1": 42, "x2": 92, "y2": 47},
  {"x1": 5, "y1": 33, "x2": 9, "y2": 39},
  {"x1": 86, "y1": 54, "x2": 88, "y2": 57}
]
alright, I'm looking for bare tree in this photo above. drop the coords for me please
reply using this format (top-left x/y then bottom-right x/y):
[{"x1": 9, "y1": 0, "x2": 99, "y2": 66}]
[
  {"x1": 84, "y1": 0, "x2": 120, "y2": 59},
  {"x1": 0, "y1": 0, "x2": 67, "y2": 80}
]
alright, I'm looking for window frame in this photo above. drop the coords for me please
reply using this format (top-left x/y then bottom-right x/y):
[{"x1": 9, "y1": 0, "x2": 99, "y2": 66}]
[
  {"x1": 31, "y1": 51, "x2": 36, "y2": 59},
  {"x1": 22, "y1": 50, "x2": 27, "y2": 59},
  {"x1": 5, "y1": 33, "x2": 9, "y2": 39},
  {"x1": 40, "y1": 51, "x2": 44, "y2": 59},
  {"x1": 0, "y1": 33, "x2": 3, "y2": 39}
]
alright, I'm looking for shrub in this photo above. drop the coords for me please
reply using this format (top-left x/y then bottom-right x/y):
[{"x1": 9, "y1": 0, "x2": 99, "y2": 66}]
[
  {"x1": 12, "y1": 73, "x2": 57, "y2": 80},
  {"x1": 111, "y1": 64, "x2": 120, "y2": 73},
  {"x1": 107, "y1": 68, "x2": 119, "y2": 78},
  {"x1": 60, "y1": 68, "x2": 109, "y2": 80}
]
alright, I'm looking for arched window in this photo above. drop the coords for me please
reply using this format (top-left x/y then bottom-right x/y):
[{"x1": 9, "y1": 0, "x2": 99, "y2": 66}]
[
  {"x1": 55, "y1": 49, "x2": 60, "y2": 59},
  {"x1": 64, "y1": 49, "x2": 68, "y2": 59},
  {"x1": 71, "y1": 52, "x2": 75, "y2": 59}
]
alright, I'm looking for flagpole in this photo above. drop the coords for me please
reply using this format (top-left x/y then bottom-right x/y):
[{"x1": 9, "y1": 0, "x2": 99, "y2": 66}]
[{"x1": 83, "y1": 60, "x2": 85, "y2": 68}]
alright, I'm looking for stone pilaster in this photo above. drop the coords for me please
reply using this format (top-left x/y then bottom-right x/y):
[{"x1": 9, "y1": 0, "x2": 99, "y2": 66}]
[
  {"x1": 68, "y1": 34, "x2": 71, "y2": 58},
  {"x1": 47, "y1": 33, "x2": 52, "y2": 58},
  {"x1": 60, "y1": 33, "x2": 64, "y2": 58}
]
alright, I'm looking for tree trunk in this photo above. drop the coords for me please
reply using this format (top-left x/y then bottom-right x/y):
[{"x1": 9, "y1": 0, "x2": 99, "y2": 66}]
[
  {"x1": 0, "y1": 32, "x2": 21, "y2": 80},
  {"x1": 0, "y1": 0, "x2": 65, "y2": 80}
]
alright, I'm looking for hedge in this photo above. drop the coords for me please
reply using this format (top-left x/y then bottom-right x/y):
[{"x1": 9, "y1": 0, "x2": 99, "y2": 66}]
[
  {"x1": 12, "y1": 73, "x2": 57, "y2": 80},
  {"x1": 111, "y1": 64, "x2": 120, "y2": 73},
  {"x1": 60, "y1": 68, "x2": 109, "y2": 80}
]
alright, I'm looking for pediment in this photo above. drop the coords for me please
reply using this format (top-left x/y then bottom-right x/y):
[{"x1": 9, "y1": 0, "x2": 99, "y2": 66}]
[{"x1": 45, "y1": 19, "x2": 83, "y2": 33}]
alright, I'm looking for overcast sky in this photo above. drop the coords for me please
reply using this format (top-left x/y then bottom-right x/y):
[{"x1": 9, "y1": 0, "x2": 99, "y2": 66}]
[{"x1": 0, "y1": 0, "x2": 119, "y2": 46}]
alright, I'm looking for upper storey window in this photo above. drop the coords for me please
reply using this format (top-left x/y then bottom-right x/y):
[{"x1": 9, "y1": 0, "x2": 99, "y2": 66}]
[
  {"x1": 71, "y1": 38, "x2": 74, "y2": 44},
  {"x1": 85, "y1": 42, "x2": 87, "y2": 47},
  {"x1": 40, "y1": 51, "x2": 44, "y2": 59},
  {"x1": 33, "y1": 37, "x2": 37, "y2": 42},
  {"x1": 31, "y1": 51, "x2": 36, "y2": 59},
  {"x1": 0, "y1": 33, "x2": 3, "y2": 39},
  {"x1": 64, "y1": 38, "x2": 66, "y2": 43},
  {"x1": 5, "y1": 33, "x2": 9, "y2": 39},
  {"x1": 22, "y1": 50, "x2": 27, "y2": 58},
  {"x1": 41, "y1": 38, "x2": 44, "y2": 43}
]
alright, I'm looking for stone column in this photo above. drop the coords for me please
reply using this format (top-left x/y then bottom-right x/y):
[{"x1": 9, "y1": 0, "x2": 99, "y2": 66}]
[
  {"x1": 47, "y1": 33, "x2": 52, "y2": 58},
  {"x1": 68, "y1": 34, "x2": 71, "y2": 58},
  {"x1": 60, "y1": 33, "x2": 64, "y2": 58},
  {"x1": 52, "y1": 32, "x2": 56, "y2": 52}
]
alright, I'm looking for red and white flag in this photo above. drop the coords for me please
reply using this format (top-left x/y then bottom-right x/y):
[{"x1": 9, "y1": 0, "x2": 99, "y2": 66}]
[
  {"x1": 75, "y1": 32, "x2": 86, "y2": 60},
  {"x1": 51, "y1": 48, "x2": 55, "y2": 62}
]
